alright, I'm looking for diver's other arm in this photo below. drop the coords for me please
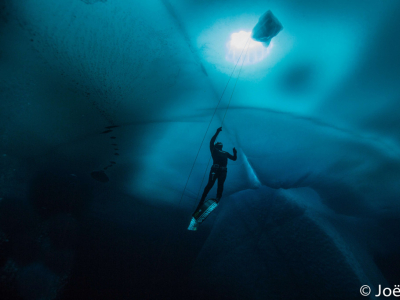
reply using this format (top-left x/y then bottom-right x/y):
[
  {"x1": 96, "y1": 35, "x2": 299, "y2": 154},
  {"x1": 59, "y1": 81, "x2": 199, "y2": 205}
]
[
  {"x1": 227, "y1": 147, "x2": 237, "y2": 161},
  {"x1": 210, "y1": 127, "x2": 222, "y2": 152}
]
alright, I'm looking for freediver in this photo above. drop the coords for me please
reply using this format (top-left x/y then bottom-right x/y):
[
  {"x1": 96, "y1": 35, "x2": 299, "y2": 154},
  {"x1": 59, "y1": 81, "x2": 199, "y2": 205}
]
[{"x1": 192, "y1": 127, "x2": 237, "y2": 217}]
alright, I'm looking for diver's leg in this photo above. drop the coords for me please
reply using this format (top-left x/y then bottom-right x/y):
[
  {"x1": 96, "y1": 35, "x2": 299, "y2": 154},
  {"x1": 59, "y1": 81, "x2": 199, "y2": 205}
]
[
  {"x1": 193, "y1": 170, "x2": 217, "y2": 215},
  {"x1": 216, "y1": 170, "x2": 227, "y2": 203}
]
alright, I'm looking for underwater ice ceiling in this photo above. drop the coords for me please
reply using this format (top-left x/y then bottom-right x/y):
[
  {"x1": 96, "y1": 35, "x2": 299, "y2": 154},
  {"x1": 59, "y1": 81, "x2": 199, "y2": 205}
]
[{"x1": 0, "y1": 0, "x2": 399, "y2": 211}]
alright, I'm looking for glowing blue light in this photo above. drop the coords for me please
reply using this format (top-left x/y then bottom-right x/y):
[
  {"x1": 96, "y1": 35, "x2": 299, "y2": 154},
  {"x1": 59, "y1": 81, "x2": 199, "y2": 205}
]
[{"x1": 226, "y1": 30, "x2": 271, "y2": 65}]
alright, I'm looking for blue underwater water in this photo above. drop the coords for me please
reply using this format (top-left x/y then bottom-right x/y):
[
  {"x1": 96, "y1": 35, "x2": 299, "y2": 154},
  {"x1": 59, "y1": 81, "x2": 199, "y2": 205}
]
[{"x1": 1, "y1": 0, "x2": 400, "y2": 299}]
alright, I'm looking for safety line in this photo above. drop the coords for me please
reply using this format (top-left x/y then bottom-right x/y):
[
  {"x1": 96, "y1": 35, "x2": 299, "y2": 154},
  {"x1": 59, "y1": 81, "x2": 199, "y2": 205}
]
[
  {"x1": 192, "y1": 40, "x2": 251, "y2": 211},
  {"x1": 178, "y1": 37, "x2": 251, "y2": 206}
]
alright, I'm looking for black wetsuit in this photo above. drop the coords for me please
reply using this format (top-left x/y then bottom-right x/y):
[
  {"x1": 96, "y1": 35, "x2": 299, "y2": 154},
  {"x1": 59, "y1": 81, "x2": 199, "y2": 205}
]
[{"x1": 193, "y1": 131, "x2": 237, "y2": 215}]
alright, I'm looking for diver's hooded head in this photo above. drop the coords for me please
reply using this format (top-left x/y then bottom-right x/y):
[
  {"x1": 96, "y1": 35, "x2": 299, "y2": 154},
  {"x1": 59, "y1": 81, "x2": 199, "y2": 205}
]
[{"x1": 214, "y1": 142, "x2": 223, "y2": 150}]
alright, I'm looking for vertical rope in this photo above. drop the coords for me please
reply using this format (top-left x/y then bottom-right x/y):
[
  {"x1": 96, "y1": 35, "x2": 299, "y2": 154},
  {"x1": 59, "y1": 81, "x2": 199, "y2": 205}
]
[
  {"x1": 178, "y1": 37, "x2": 251, "y2": 205},
  {"x1": 192, "y1": 40, "x2": 251, "y2": 211}
]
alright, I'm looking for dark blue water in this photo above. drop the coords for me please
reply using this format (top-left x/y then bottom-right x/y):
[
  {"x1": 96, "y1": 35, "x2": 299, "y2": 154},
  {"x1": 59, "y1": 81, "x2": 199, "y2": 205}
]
[{"x1": 1, "y1": 0, "x2": 400, "y2": 299}]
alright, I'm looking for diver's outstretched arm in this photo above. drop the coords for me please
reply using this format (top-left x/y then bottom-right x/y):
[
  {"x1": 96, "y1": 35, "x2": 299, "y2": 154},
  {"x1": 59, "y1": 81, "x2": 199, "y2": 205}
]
[{"x1": 210, "y1": 127, "x2": 222, "y2": 152}]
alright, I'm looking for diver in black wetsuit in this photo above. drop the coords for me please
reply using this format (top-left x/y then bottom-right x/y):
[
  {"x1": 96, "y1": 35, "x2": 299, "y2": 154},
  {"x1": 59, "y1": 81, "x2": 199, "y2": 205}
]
[{"x1": 193, "y1": 127, "x2": 237, "y2": 216}]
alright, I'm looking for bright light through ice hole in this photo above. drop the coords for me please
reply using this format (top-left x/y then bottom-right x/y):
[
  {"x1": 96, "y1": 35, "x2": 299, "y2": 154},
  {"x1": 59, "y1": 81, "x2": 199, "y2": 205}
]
[{"x1": 226, "y1": 31, "x2": 271, "y2": 65}]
